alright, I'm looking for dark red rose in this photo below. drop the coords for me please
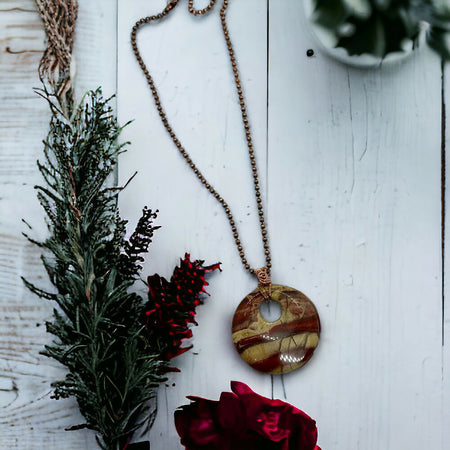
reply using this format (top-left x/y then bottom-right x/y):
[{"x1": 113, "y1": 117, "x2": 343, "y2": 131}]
[{"x1": 175, "y1": 381, "x2": 321, "y2": 450}]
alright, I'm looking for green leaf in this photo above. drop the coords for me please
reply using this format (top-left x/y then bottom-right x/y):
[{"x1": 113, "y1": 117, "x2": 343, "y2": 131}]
[
  {"x1": 313, "y1": 0, "x2": 348, "y2": 29},
  {"x1": 337, "y1": 14, "x2": 386, "y2": 56},
  {"x1": 427, "y1": 26, "x2": 450, "y2": 59},
  {"x1": 343, "y1": 0, "x2": 372, "y2": 18},
  {"x1": 373, "y1": 0, "x2": 391, "y2": 10}
]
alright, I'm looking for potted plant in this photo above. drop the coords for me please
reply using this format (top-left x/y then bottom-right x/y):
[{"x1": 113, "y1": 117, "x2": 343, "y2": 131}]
[{"x1": 305, "y1": 0, "x2": 450, "y2": 66}]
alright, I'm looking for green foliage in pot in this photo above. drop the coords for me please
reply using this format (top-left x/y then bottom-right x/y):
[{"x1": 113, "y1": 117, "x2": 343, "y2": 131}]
[{"x1": 312, "y1": 0, "x2": 450, "y2": 59}]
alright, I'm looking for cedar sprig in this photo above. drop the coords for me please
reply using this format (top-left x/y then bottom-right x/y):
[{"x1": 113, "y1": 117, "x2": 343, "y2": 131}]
[
  {"x1": 32, "y1": 1, "x2": 220, "y2": 447},
  {"x1": 24, "y1": 88, "x2": 166, "y2": 450},
  {"x1": 119, "y1": 207, "x2": 160, "y2": 281}
]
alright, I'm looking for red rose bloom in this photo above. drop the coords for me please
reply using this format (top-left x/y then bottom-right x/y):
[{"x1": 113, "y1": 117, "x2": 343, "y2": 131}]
[{"x1": 175, "y1": 381, "x2": 321, "y2": 450}]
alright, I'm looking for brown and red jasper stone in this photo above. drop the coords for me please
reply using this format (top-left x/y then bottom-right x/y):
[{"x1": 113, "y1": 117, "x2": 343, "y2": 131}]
[{"x1": 232, "y1": 284, "x2": 320, "y2": 374}]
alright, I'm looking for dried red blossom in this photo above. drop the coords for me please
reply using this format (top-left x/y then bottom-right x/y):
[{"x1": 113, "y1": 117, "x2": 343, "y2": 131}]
[
  {"x1": 175, "y1": 381, "x2": 321, "y2": 450},
  {"x1": 145, "y1": 253, "x2": 221, "y2": 360}
]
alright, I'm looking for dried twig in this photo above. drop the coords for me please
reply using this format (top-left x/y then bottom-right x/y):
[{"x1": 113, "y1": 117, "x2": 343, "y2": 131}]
[{"x1": 35, "y1": 0, "x2": 78, "y2": 113}]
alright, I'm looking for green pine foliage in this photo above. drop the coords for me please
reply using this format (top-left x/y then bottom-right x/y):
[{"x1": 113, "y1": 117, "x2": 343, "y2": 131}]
[
  {"x1": 24, "y1": 88, "x2": 165, "y2": 450},
  {"x1": 312, "y1": 0, "x2": 450, "y2": 59}
]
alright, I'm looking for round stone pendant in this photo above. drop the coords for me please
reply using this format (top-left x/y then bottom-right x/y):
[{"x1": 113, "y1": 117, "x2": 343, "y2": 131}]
[{"x1": 232, "y1": 284, "x2": 320, "y2": 374}]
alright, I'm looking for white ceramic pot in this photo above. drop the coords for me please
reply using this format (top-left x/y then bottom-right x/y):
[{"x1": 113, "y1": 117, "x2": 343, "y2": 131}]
[{"x1": 303, "y1": 0, "x2": 419, "y2": 68}]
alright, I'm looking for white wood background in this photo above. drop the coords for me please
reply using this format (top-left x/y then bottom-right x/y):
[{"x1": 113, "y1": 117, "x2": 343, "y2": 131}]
[{"x1": 0, "y1": 0, "x2": 449, "y2": 449}]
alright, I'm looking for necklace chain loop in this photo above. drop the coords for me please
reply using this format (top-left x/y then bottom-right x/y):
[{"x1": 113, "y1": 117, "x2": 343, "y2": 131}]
[{"x1": 131, "y1": 0, "x2": 271, "y2": 277}]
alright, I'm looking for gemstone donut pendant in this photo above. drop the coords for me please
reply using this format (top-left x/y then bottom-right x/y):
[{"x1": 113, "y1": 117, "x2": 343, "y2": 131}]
[{"x1": 232, "y1": 284, "x2": 320, "y2": 374}]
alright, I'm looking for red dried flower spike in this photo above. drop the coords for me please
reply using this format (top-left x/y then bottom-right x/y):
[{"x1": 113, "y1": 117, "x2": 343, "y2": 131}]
[
  {"x1": 145, "y1": 253, "x2": 221, "y2": 361},
  {"x1": 175, "y1": 381, "x2": 321, "y2": 450}
]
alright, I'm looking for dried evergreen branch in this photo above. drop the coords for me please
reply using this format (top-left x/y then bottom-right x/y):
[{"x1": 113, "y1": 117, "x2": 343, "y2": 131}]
[
  {"x1": 31, "y1": 3, "x2": 221, "y2": 448},
  {"x1": 119, "y1": 208, "x2": 160, "y2": 281},
  {"x1": 145, "y1": 255, "x2": 222, "y2": 361},
  {"x1": 25, "y1": 89, "x2": 166, "y2": 450}
]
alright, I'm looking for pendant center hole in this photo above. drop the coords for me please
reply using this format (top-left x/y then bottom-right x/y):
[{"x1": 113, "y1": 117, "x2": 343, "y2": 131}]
[{"x1": 259, "y1": 300, "x2": 282, "y2": 323}]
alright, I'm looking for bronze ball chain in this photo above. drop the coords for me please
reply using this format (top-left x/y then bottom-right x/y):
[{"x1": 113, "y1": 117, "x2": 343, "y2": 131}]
[
  {"x1": 131, "y1": 0, "x2": 321, "y2": 375},
  {"x1": 131, "y1": 0, "x2": 272, "y2": 285}
]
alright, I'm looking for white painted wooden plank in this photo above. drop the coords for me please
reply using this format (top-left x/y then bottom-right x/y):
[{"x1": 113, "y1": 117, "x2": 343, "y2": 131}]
[
  {"x1": 444, "y1": 62, "x2": 450, "y2": 450},
  {"x1": 269, "y1": 2, "x2": 444, "y2": 449},
  {"x1": 0, "y1": 0, "x2": 47, "y2": 189},
  {"x1": 117, "y1": 0, "x2": 269, "y2": 447},
  {"x1": 72, "y1": 0, "x2": 117, "y2": 100},
  {"x1": 0, "y1": 0, "x2": 117, "y2": 448},
  {"x1": 2, "y1": 1, "x2": 447, "y2": 449}
]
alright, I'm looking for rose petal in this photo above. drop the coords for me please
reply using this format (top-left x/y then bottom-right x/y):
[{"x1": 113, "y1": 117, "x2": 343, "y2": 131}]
[
  {"x1": 230, "y1": 381, "x2": 319, "y2": 448},
  {"x1": 231, "y1": 385, "x2": 290, "y2": 441},
  {"x1": 284, "y1": 407, "x2": 318, "y2": 449},
  {"x1": 230, "y1": 380, "x2": 255, "y2": 396},
  {"x1": 176, "y1": 382, "x2": 320, "y2": 450},
  {"x1": 217, "y1": 391, "x2": 246, "y2": 433},
  {"x1": 175, "y1": 399, "x2": 221, "y2": 448}
]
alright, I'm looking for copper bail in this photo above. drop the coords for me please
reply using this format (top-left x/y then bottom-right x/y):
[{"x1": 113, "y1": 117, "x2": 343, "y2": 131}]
[{"x1": 254, "y1": 266, "x2": 271, "y2": 287}]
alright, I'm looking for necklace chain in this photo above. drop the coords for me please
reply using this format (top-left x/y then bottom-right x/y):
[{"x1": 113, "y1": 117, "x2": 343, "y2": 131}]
[{"x1": 131, "y1": 0, "x2": 271, "y2": 278}]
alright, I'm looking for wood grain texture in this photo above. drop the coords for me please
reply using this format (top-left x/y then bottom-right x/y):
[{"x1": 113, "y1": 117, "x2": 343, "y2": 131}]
[
  {"x1": 443, "y1": 62, "x2": 449, "y2": 450},
  {"x1": 269, "y1": 2, "x2": 444, "y2": 449},
  {"x1": 117, "y1": 1, "x2": 270, "y2": 445},
  {"x1": 1, "y1": 0, "x2": 449, "y2": 448},
  {"x1": 0, "y1": 0, "x2": 116, "y2": 448},
  {"x1": 119, "y1": 1, "x2": 449, "y2": 449}
]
